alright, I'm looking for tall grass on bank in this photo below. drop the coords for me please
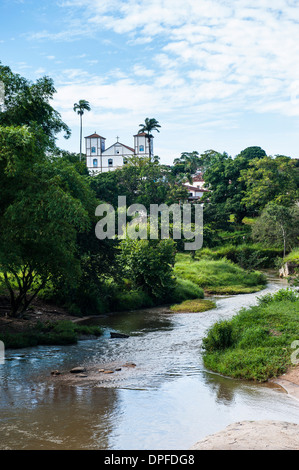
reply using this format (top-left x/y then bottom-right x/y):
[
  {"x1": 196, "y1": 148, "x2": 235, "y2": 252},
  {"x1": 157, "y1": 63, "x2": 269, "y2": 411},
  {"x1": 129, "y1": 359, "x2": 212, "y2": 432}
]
[
  {"x1": 0, "y1": 320, "x2": 103, "y2": 349},
  {"x1": 202, "y1": 288, "x2": 299, "y2": 382},
  {"x1": 174, "y1": 254, "x2": 267, "y2": 295},
  {"x1": 284, "y1": 249, "x2": 299, "y2": 263},
  {"x1": 194, "y1": 244, "x2": 284, "y2": 269}
]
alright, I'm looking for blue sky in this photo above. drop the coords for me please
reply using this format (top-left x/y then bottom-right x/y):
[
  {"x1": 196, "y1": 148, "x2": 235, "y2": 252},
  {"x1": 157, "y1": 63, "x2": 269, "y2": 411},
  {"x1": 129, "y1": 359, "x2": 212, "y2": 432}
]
[{"x1": 1, "y1": 0, "x2": 299, "y2": 164}]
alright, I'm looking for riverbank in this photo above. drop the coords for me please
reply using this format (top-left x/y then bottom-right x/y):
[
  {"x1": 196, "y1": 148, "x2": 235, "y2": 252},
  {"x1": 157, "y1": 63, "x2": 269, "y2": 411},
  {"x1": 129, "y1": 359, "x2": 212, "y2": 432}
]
[
  {"x1": 191, "y1": 420, "x2": 299, "y2": 450},
  {"x1": 202, "y1": 287, "x2": 299, "y2": 382}
]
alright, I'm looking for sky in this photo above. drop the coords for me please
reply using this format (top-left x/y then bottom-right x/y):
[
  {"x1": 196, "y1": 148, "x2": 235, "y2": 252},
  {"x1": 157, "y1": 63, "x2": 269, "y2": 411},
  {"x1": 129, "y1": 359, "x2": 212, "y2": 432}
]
[{"x1": 1, "y1": 0, "x2": 299, "y2": 164}]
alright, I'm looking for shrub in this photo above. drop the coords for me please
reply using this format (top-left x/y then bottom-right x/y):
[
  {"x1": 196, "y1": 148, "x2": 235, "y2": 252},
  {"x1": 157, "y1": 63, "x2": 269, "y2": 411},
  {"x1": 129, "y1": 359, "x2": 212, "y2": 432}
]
[
  {"x1": 118, "y1": 238, "x2": 176, "y2": 301},
  {"x1": 110, "y1": 289, "x2": 155, "y2": 311},
  {"x1": 258, "y1": 288, "x2": 299, "y2": 305},
  {"x1": 202, "y1": 320, "x2": 235, "y2": 352}
]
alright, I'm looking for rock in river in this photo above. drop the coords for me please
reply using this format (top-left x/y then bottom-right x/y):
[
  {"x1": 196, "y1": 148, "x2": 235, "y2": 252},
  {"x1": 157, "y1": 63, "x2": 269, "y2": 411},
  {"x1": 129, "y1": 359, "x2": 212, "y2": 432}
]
[
  {"x1": 70, "y1": 367, "x2": 86, "y2": 374},
  {"x1": 110, "y1": 332, "x2": 130, "y2": 339}
]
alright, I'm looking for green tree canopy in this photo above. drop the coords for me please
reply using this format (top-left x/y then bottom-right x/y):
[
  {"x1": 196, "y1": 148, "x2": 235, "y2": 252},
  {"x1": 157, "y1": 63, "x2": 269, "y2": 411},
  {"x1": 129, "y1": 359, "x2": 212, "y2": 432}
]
[
  {"x1": 0, "y1": 63, "x2": 70, "y2": 151},
  {"x1": 239, "y1": 155, "x2": 299, "y2": 213},
  {"x1": 202, "y1": 147, "x2": 267, "y2": 223},
  {"x1": 251, "y1": 202, "x2": 299, "y2": 257}
]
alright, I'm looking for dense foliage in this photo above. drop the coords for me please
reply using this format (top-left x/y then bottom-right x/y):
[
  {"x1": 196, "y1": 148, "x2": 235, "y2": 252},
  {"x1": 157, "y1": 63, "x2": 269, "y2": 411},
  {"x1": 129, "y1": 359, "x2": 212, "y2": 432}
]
[{"x1": 0, "y1": 63, "x2": 298, "y2": 327}]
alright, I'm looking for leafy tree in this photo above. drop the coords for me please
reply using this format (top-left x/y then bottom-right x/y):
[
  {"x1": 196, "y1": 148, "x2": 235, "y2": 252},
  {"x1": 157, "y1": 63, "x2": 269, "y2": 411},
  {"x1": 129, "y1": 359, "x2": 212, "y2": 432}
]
[
  {"x1": 173, "y1": 151, "x2": 201, "y2": 182},
  {"x1": 251, "y1": 203, "x2": 299, "y2": 258},
  {"x1": 52, "y1": 148, "x2": 89, "y2": 175},
  {"x1": 0, "y1": 63, "x2": 70, "y2": 151},
  {"x1": 0, "y1": 126, "x2": 96, "y2": 317},
  {"x1": 118, "y1": 237, "x2": 176, "y2": 300},
  {"x1": 73, "y1": 99, "x2": 91, "y2": 162},
  {"x1": 138, "y1": 117, "x2": 161, "y2": 161},
  {"x1": 0, "y1": 161, "x2": 94, "y2": 317},
  {"x1": 239, "y1": 155, "x2": 299, "y2": 213},
  {"x1": 202, "y1": 147, "x2": 267, "y2": 223}
]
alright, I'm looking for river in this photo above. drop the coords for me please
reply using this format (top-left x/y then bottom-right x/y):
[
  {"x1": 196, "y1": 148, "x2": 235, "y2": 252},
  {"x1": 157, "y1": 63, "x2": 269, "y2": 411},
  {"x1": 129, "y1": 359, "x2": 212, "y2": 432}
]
[{"x1": 1, "y1": 275, "x2": 299, "y2": 450}]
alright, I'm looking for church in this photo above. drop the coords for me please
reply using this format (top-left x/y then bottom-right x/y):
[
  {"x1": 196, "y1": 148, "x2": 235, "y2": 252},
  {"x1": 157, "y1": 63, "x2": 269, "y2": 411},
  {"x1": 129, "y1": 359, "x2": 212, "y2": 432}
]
[{"x1": 85, "y1": 131, "x2": 153, "y2": 174}]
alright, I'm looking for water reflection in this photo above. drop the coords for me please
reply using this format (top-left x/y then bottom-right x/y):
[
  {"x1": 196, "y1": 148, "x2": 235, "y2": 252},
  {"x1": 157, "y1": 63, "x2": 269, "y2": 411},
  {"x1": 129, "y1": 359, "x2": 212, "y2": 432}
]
[
  {"x1": 0, "y1": 384, "x2": 120, "y2": 449},
  {"x1": 1, "y1": 279, "x2": 299, "y2": 449}
]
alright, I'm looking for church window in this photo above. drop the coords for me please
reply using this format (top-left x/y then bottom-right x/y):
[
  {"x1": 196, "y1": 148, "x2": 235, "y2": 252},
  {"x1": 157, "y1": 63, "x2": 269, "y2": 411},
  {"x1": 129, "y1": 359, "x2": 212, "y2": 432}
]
[
  {"x1": 108, "y1": 158, "x2": 113, "y2": 167},
  {"x1": 93, "y1": 159, "x2": 98, "y2": 167},
  {"x1": 101, "y1": 140, "x2": 105, "y2": 152},
  {"x1": 139, "y1": 145, "x2": 144, "y2": 152},
  {"x1": 91, "y1": 146, "x2": 96, "y2": 153}
]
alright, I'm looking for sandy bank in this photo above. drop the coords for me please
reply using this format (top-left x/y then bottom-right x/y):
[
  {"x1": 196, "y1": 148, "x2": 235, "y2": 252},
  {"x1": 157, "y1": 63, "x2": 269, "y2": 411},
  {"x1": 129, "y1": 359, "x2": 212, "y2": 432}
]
[
  {"x1": 191, "y1": 420, "x2": 299, "y2": 450},
  {"x1": 270, "y1": 366, "x2": 299, "y2": 401},
  {"x1": 191, "y1": 367, "x2": 299, "y2": 450}
]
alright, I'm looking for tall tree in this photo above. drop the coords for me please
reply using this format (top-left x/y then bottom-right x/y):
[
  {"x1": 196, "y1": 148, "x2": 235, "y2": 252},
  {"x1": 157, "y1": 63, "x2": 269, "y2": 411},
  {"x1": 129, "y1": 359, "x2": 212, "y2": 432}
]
[
  {"x1": 251, "y1": 203, "x2": 299, "y2": 258},
  {"x1": 202, "y1": 147, "x2": 267, "y2": 223},
  {"x1": 239, "y1": 155, "x2": 299, "y2": 213},
  {"x1": 138, "y1": 117, "x2": 161, "y2": 161},
  {"x1": 0, "y1": 63, "x2": 71, "y2": 151},
  {"x1": 73, "y1": 99, "x2": 91, "y2": 162},
  {"x1": 0, "y1": 154, "x2": 94, "y2": 317}
]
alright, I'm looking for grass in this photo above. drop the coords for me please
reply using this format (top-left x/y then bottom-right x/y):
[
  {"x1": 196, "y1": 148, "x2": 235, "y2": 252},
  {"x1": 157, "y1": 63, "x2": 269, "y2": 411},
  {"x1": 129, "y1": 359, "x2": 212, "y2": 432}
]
[
  {"x1": 194, "y1": 243, "x2": 284, "y2": 269},
  {"x1": 284, "y1": 249, "x2": 299, "y2": 263},
  {"x1": 170, "y1": 298, "x2": 216, "y2": 313},
  {"x1": 202, "y1": 288, "x2": 299, "y2": 382},
  {"x1": 174, "y1": 253, "x2": 267, "y2": 295},
  {"x1": 0, "y1": 320, "x2": 103, "y2": 349}
]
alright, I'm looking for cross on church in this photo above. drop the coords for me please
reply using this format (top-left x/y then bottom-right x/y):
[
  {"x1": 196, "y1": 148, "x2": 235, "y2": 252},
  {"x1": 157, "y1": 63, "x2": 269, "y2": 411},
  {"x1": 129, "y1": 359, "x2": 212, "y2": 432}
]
[{"x1": 116, "y1": 136, "x2": 119, "y2": 142}]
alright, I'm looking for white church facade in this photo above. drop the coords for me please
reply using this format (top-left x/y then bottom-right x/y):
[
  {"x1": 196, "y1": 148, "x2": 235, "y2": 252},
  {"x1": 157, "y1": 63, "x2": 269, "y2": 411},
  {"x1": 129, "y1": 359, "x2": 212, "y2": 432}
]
[{"x1": 85, "y1": 131, "x2": 152, "y2": 174}]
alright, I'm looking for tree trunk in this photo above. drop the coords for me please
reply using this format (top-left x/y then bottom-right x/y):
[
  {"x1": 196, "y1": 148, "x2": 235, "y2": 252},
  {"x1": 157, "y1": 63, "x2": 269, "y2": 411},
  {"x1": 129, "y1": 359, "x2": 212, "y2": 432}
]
[
  {"x1": 79, "y1": 113, "x2": 82, "y2": 162},
  {"x1": 148, "y1": 135, "x2": 152, "y2": 162}
]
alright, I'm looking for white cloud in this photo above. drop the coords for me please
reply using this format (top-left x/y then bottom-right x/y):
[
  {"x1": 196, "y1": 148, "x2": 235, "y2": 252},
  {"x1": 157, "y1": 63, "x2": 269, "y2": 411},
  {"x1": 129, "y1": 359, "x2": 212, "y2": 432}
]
[{"x1": 28, "y1": 0, "x2": 299, "y2": 158}]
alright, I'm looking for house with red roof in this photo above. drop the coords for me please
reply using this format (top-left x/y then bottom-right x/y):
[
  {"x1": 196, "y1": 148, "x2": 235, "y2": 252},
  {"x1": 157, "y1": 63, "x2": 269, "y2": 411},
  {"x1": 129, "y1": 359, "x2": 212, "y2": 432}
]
[{"x1": 183, "y1": 172, "x2": 210, "y2": 202}]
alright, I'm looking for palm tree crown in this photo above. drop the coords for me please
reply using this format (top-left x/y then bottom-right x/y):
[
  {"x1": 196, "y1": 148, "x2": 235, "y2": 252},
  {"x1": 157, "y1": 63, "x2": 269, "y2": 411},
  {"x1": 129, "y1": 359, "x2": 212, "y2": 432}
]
[
  {"x1": 138, "y1": 118, "x2": 161, "y2": 161},
  {"x1": 73, "y1": 100, "x2": 91, "y2": 162}
]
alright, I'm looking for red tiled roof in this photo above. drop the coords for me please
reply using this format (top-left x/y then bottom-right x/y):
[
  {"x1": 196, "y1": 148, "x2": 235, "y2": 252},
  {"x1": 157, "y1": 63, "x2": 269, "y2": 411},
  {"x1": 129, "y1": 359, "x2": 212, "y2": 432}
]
[
  {"x1": 120, "y1": 143, "x2": 135, "y2": 153},
  {"x1": 104, "y1": 142, "x2": 135, "y2": 153},
  {"x1": 134, "y1": 132, "x2": 150, "y2": 137},
  {"x1": 85, "y1": 133, "x2": 106, "y2": 139},
  {"x1": 192, "y1": 173, "x2": 204, "y2": 182}
]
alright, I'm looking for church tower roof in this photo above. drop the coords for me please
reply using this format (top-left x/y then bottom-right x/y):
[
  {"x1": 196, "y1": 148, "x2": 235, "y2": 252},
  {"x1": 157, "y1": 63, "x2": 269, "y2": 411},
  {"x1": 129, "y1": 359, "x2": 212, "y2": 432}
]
[{"x1": 85, "y1": 132, "x2": 106, "y2": 139}]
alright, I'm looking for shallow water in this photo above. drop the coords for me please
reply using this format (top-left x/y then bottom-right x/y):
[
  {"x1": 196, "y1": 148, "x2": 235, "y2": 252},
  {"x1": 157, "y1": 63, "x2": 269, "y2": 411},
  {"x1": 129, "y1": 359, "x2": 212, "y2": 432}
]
[{"x1": 1, "y1": 277, "x2": 299, "y2": 450}]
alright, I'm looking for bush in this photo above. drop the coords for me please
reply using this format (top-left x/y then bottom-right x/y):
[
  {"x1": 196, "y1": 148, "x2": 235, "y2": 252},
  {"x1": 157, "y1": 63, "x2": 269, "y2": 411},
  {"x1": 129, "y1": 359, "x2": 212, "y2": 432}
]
[
  {"x1": 110, "y1": 289, "x2": 155, "y2": 311},
  {"x1": 202, "y1": 320, "x2": 235, "y2": 351},
  {"x1": 258, "y1": 288, "x2": 299, "y2": 305},
  {"x1": 118, "y1": 238, "x2": 176, "y2": 301}
]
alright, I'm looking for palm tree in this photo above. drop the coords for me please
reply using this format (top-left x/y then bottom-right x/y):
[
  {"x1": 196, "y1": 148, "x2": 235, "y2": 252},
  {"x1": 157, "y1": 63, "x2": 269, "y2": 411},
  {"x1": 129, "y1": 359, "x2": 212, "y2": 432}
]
[
  {"x1": 173, "y1": 151, "x2": 201, "y2": 183},
  {"x1": 73, "y1": 100, "x2": 91, "y2": 162},
  {"x1": 138, "y1": 118, "x2": 161, "y2": 161}
]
